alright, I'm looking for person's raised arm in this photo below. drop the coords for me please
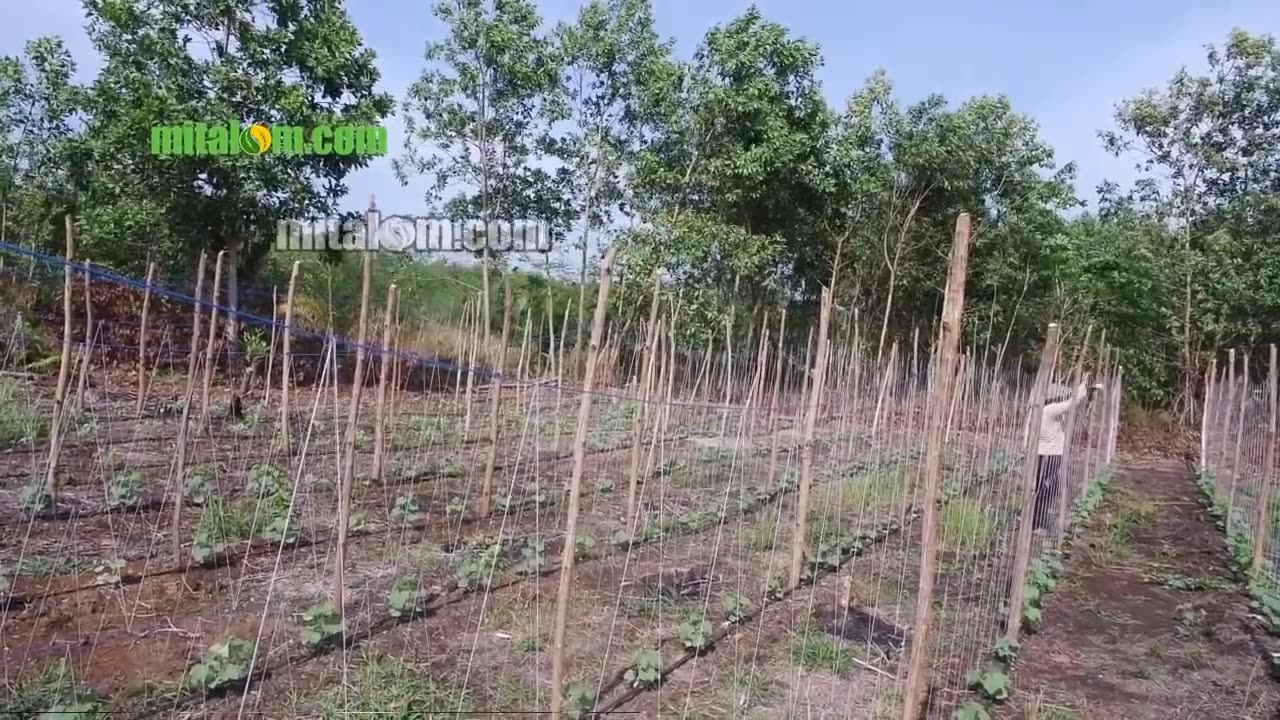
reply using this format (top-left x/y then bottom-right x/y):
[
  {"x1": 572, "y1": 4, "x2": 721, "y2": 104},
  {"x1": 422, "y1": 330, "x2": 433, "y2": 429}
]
[{"x1": 1044, "y1": 374, "x2": 1091, "y2": 419}]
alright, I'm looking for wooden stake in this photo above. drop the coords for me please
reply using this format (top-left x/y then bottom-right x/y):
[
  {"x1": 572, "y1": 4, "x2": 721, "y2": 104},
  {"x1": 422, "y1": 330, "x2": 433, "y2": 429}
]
[
  {"x1": 135, "y1": 262, "x2": 158, "y2": 417},
  {"x1": 74, "y1": 260, "x2": 95, "y2": 410},
  {"x1": 1056, "y1": 324, "x2": 1093, "y2": 537},
  {"x1": 1229, "y1": 353, "x2": 1250, "y2": 519},
  {"x1": 280, "y1": 263, "x2": 300, "y2": 462},
  {"x1": 515, "y1": 307, "x2": 532, "y2": 409},
  {"x1": 626, "y1": 272, "x2": 662, "y2": 527},
  {"x1": 372, "y1": 284, "x2": 398, "y2": 483},
  {"x1": 264, "y1": 286, "x2": 279, "y2": 407},
  {"x1": 198, "y1": 251, "x2": 226, "y2": 428},
  {"x1": 478, "y1": 279, "x2": 513, "y2": 517},
  {"x1": 43, "y1": 215, "x2": 76, "y2": 503},
  {"x1": 335, "y1": 251, "x2": 373, "y2": 615},
  {"x1": 1004, "y1": 324, "x2": 1061, "y2": 645},
  {"x1": 765, "y1": 309, "x2": 788, "y2": 489},
  {"x1": 549, "y1": 246, "x2": 618, "y2": 719},
  {"x1": 902, "y1": 213, "x2": 972, "y2": 720},
  {"x1": 463, "y1": 294, "x2": 481, "y2": 439},
  {"x1": 788, "y1": 288, "x2": 833, "y2": 590},
  {"x1": 170, "y1": 252, "x2": 208, "y2": 564}
]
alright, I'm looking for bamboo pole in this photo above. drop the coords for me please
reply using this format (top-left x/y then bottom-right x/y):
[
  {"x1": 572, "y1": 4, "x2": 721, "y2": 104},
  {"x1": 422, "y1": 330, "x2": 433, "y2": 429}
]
[
  {"x1": 478, "y1": 279, "x2": 513, "y2": 517},
  {"x1": 198, "y1": 251, "x2": 226, "y2": 428},
  {"x1": 515, "y1": 307, "x2": 532, "y2": 410},
  {"x1": 73, "y1": 260, "x2": 94, "y2": 410},
  {"x1": 372, "y1": 284, "x2": 398, "y2": 484},
  {"x1": 462, "y1": 292, "x2": 482, "y2": 439},
  {"x1": 765, "y1": 309, "x2": 788, "y2": 490},
  {"x1": 335, "y1": 251, "x2": 373, "y2": 615},
  {"x1": 264, "y1": 286, "x2": 279, "y2": 407},
  {"x1": 135, "y1": 262, "x2": 157, "y2": 417},
  {"x1": 170, "y1": 252, "x2": 208, "y2": 564},
  {"x1": 1229, "y1": 353, "x2": 1250, "y2": 519},
  {"x1": 626, "y1": 272, "x2": 662, "y2": 528},
  {"x1": 43, "y1": 215, "x2": 76, "y2": 503},
  {"x1": 280, "y1": 263, "x2": 300, "y2": 462},
  {"x1": 1004, "y1": 324, "x2": 1061, "y2": 645},
  {"x1": 548, "y1": 246, "x2": 618, "y2": 719},
  {"x1": 1056, "y1": 324, "x2": 1093, "y2": 537},
  {"x1": 902, "y1": 213, "x2": 972, "y2": 720},
  {"x1": 788, "y1": 287, "x2": 833, "y2": 590},
  {"x1": 1252, "y1": 345, "x2": 1277, "y2": 577}
]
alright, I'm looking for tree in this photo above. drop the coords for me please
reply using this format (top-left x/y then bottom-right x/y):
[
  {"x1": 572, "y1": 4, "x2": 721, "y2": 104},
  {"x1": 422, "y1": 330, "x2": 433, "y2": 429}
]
[
  {"x1": 617, "y1": 6, "x2": 831, "y2": 340},
  {"x1": 397, "y1": 0, "x2": 565, "y2": 343},
  {"x1": 1101, "y1": 28, "x2": 1280, "y2": 417},
  {"x1": 77, "y1": 0, "x2": 392, "y2": 354},
  {"x1": 0, "y1": 37, "x2": 81, "y2": 258},
  {"x1": 552, "y1": 0, "x2": 673, "y2": 356}
]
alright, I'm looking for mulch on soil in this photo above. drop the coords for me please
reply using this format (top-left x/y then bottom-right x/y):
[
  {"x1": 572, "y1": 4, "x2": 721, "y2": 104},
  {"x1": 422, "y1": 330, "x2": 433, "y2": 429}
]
[{"x1": 997, "y1": 460, "x2": 1279, "y2": 720}]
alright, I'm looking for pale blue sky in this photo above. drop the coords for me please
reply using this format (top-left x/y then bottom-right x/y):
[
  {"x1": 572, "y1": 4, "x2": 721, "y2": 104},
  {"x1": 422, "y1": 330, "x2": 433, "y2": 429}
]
[{"x1": 7, "y1": 0, "x2": 1280, "y2": 219}]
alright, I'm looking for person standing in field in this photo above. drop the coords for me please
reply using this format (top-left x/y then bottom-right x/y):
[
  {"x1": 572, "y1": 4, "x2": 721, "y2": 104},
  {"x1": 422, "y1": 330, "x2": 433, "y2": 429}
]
[{"x1": 1034, "y1": 375, "x2": 1100, "y2": 533}]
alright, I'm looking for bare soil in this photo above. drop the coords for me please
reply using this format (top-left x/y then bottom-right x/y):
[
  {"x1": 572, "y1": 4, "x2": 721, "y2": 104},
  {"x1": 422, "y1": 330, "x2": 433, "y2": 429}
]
[{"x1": 995, "y1": 459, "x2": 1280, "y2": 719}]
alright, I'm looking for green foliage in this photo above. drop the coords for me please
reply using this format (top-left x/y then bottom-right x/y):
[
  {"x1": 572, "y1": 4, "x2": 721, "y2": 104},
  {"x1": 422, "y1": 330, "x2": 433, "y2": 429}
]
[
  {"x1": 0, "y1": 659, "x2": 100, "y2": 719},
  {"x1": 766, "y1": 576, "x2": 786, "y2": 601},
  {"x1": 677, "y1": 612, "x2": 713, "y2": 652},
  {"x1": 574, "y1": 533, "x2": 596, "y2": 560},
  {"x1": 721, "y1": 591, "x2": 749, "y2": 624},
  {"x1": 297, "y1": 603, "x2": 344, "y2": 647},
  {"x1": 1021, "y1": 550, "x2": 1064, "y2": 634},
  {"x1": 965, "y1": 665, "x2": 1011, "y2": 702},
  {"x1": 516, "y1": 540, "x2": 546, "y2": 577},
  {"x1": 563, "y1": 683, "x2": 595, "y2": 720},
  {"x1": 992, "y1": 637, "x2": 1019, "y2": 664},
  {"x1": 187, "y1": 638, "x2": 254, "y2": 691},
  {"x1": 954, "y1": 702, "x2": 992, "y2": 720},
  {"x1": 316, "y1": 656, "x2": 469, "y2": 718},
  {"x1": 791, "y1": 633, "x2": 860, "y2": 676},
  {"x1": 624, "y1": 647, "x2": 662, "y2": 688},
  {"x1": 107, "y1": 468, "x2": 142, "y2": 508},
  {"x1": 446, "y1": 496, "x2": 467, "y2": 518},
  {"x1": 246, "y1": 464, "x2": 294, "y2": 543},
  {"x1": 941, "y1": 497, "x2": 994, "y2": 548},
  {"x1": 191, "y1": 497, "x2": 251, "y2": 564},
  {"x1": 187, "y1": 467, "x2": 215, "y2": 506},
  {"x1": 71, "y1": 0, "x2": 393, "y2": 278},
  {"x1": 388, "y1": 575, "x2": 428, "y2": 619},
  {"x1": 391, "y1": 495, "x2": 422, "y2": 524},
  {"x1": 93, "y1": 558, "x2": 125, "y2": 586},
  {"x1": 456, "y1": 539, "x2": 504, "y2": 590},
  {"x1": 19, "y1": 483, "x2": 50, "y2": 513}
]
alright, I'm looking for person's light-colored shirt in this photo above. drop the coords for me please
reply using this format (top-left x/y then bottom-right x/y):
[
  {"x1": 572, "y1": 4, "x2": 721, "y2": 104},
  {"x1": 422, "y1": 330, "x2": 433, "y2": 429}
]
[{"x1": 1039, "y1": 383, "x2": 1087, "y2": 456}]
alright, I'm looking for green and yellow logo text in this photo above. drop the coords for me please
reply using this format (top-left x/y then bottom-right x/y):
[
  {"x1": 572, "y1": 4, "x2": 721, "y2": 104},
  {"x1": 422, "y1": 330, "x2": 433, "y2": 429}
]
[{"x1": 150, "y1": 120, "x2": 387, "y2": 157}]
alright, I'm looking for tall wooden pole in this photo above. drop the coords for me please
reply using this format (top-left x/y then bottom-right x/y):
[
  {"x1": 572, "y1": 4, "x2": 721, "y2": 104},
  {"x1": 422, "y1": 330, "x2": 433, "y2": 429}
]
[
  {"x1": 74, "y1": 260, "x2": 95, "y2": 410},
  {"x1": 548, "y1": 246, "x2": 618, "y2": 719},
  {"x1": 478, "y1": 279, "x2": 513, "y2": 517},
  {"x1": 170, "y1": 252, "x2": 208, "y2": 563},
  {"x1": 788, "y1": 287, "x2": 833, "y2": 589},
  {"x1": 335, "y1": 251, "x2": 373, "y2": 614},
  {"x1": 372, "y1": 284, "x2": 398, "y2": 483},
  {"x1": 279, "y1": 263, "x2": 300, "y2": 462},
  {"x1": 901, "y1": 213, "x2": 973, "y2": 720},
  {"x1": 43, "y1": 215, "x2": 76, "y2": 503},
  {"x1": 198, "y1": 250, "x2": 226, "y2": 428},
  {"x1": 1252, "y1": 345, "x2": 1277, "y2": 576},
  {"x1": 136, "y1": 262, "x2": 157, "y2": 417},
  {"x1": 1004, "y1": 325, "x2": 1061, "y2": 644}
]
